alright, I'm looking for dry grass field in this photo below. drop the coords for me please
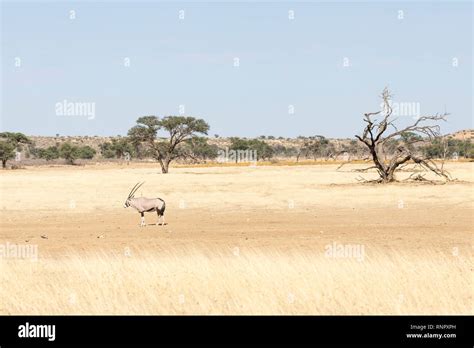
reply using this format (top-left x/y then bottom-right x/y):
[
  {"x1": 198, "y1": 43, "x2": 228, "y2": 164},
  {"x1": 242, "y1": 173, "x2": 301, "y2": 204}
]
[{"x1": 0, "y1": 162, "x2": 472, "y2": 314}]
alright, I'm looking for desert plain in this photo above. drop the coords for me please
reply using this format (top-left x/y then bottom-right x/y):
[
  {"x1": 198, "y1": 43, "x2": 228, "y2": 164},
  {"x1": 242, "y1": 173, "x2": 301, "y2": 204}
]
[{"x1": 0, "y1": 162, "x2": 472, "y2": 314}]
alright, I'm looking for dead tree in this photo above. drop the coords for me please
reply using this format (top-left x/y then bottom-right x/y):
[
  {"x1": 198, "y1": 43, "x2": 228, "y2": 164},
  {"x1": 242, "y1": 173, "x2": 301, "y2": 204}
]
[{"x1": 355, "y1": 88, "x2": 451, "y2": 183}]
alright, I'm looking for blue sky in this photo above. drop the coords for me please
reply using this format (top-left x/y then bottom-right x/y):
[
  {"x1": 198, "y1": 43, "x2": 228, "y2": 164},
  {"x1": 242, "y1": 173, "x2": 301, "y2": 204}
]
[{"x1": 1, "y1": 1, "x2": 472, "y2": 138}]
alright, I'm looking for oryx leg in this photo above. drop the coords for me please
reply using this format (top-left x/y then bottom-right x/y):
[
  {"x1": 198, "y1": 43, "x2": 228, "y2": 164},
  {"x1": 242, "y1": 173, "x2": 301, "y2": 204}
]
[
  {"x1": 140, "y1": 212, "x2": 145, "y2": 227},
  {"x1": 156, "y1": 210, "x2": 164, "y2": 226}
]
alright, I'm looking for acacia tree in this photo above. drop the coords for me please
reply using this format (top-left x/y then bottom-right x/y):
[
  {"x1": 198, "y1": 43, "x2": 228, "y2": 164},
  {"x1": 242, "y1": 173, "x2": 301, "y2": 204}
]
[
  {"x1": 128, "y1": 116, "x2": 210, "y2": 173},
  {"x1": 0, "y1": 132, "x2": 31, "y2": 168},
  {"x1": 99, "y1": 138, "x2": 135, "y2": 159},
  {"x1": 0, "y1": 141, "x2": 15, "y2": 168},
  {"x1": 35, "y1": 146, "x2": 60, "y2": 161},
  {"x1": 355, "y1": 88, "x2": 450, "y2": 183},
  {"x1": 57, "y1": 143, "x2": 96, "y2": 164},
  {"x1": 185, "y1": 137, "x2": 219, "y2": 163},
  {"x1": 297, "y1": 135, "x2": 331, "y2": 161},
  {"x1": 228, "y1": 138, "x2": 273, "y2": 162}
]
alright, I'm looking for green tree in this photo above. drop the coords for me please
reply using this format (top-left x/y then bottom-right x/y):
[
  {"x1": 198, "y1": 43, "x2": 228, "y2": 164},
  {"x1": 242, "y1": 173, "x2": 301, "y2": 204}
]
[
  {"x1": 99, "y1": 142, "x2": 116, "y2": 159},
  {"x1": 77, "y1": 145, "x2": 96, "y2": 159},
  {"x1": 0, "y1": 132, "x2": 30, "y2": 168},
  {"x1": 100, "y1": 138, "x2": 134, "y2": 159},
  {"x1": 186, "y1": 137, "x2": 219, "y2": 162},
  {"x1": 35, "y1": 143, "x2": 95, "y2": 163},
  {"x1": 297, "y1": 135, "x2": 330, "y2": 161},
  {"x1": 423, "y1": 138, "x2": 474, "y2": 159},
  {"x1": 0, "y1": 132, "x2": 31, "y2": 149},
  {"x1": 229, "y1": 137, "x2": 249, "y2": 150},
  {"x1": 59, "y1": 143, "x2": 79, "y2": 164},
  {"x1": 272, "y1": 144, "x2": 298, "y2": 158},
  {"x1": 37, "y1": 146, "x2": 60, "y2": 161},
  {"x1": 113, "y1": 138, "x2": 134, "y2": 158},
  {"x1": 229, "y1": 138, "x2": 273, "y2": 162},
  {"x1": 0, "y1": 141, "x2": 15, "y2": 168},
  {"x1": 229, "y1": 137, "x2": 249, "y2": 163},
  {"x1": 128, "y1": 115, "x2": 210, "y2": 173},
  {"x1": 247, "y1": 139, "x2": 273, "y2": 160}
]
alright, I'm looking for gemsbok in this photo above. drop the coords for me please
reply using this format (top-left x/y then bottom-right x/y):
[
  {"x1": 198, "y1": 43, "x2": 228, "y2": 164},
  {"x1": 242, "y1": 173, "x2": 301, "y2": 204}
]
[{"x1": 124, "y1": 182, "x2": 166, "y2": 227}]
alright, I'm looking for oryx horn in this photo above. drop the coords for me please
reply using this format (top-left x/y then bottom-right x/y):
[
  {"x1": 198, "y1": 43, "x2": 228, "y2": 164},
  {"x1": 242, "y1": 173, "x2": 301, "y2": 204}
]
[{"x1": 128, "y1": 182, "x2": 145, "y2": 199}]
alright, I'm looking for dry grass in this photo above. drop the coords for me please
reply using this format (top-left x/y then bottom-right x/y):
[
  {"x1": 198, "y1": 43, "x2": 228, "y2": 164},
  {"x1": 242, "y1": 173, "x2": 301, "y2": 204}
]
[
  {"x1": 0, "y1": 247, "x2": 471, "y2": 315},
  {"x1": 0, "y1": 162, "x2": 472, "y2": 314}
]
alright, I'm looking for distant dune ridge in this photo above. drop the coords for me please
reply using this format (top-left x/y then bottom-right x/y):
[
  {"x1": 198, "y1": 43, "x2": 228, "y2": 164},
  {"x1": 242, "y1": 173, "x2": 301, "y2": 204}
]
[
  {"x1": 448, "y1": 129, "x2": 473, "y2": 141},
  {"x1": 19, "y1": 129, "x2": 473, "y2": 162}
]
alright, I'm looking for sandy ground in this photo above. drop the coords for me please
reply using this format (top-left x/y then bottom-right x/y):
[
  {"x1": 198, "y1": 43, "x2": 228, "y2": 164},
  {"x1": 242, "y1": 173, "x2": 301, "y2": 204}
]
[{"x1": 0, "y1": 162, "x2": 472, "y2": 314}]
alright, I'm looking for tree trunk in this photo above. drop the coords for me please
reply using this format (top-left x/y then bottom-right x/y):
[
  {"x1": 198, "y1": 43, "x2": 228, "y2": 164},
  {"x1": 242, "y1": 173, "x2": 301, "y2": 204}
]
[
  {"x1": 2, "y1": 160, "x2": 6, "y2": 169},
  {"x1": 367, "y1": 146, "x2": 393, "y2": 182},
  {"x1": 385, "y1": 170, "x2": 396, "y2": 182},
  {"x1": 159, "y1": 157, "x2": 170, "y2": 174}
]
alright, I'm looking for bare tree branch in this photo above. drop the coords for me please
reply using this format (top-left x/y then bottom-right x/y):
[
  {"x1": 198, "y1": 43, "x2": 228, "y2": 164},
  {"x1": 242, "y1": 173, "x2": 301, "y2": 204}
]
[{"x1": 354, "y1": 88, "x2": 451, "y2": 183}]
